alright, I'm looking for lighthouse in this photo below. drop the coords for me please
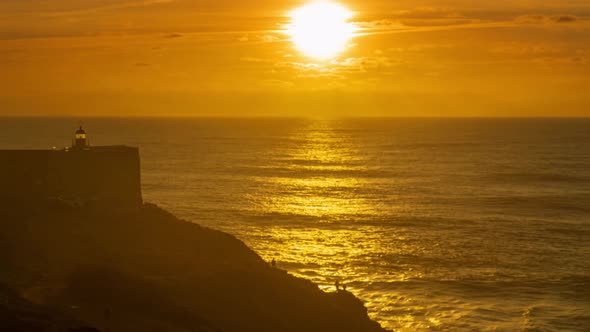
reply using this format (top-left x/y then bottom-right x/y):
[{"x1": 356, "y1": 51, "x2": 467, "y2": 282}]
[
  {"x1": 0, "y1": 127, "x2": 142, "y2": 208},
  {"x1": 73, "y1": 126, "x2": 89, "y2": 149}
]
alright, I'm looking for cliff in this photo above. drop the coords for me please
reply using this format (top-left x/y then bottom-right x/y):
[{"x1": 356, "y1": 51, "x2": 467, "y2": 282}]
[
  {"x1": 0, "y1": 202, "x2": 386, "y2": 332},
  {"x1": 0, "y1": 283, "x2": 98, "y2": 332}
]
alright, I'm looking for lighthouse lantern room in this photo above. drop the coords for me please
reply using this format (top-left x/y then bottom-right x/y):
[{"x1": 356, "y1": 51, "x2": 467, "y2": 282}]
[{"x1": 73, "y1": 126, "x2": 89, "y2": 148}]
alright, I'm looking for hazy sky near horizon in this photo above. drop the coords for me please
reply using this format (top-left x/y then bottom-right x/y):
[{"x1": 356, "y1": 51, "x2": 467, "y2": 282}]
[{"x1": 1, "y1": 0, "x2": 590, "y2": 116}]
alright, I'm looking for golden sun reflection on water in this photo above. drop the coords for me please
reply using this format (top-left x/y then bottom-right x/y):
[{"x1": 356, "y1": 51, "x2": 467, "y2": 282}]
[
  {"x1": 260, "y1": 177, "x2": 376, "y2": 219},
  {"x1": 240, "y1": 121, "x2": 428, "y2": 330},
  {"x1": 244, "y1": 122, "x2": 387, "y2": 282},
  {"x1": 257, "y1": 122, "x2": 377, "y2": 219}
]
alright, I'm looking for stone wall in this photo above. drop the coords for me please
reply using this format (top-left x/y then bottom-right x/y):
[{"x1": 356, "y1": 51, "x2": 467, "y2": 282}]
[{"x1": 0, "y1": 146, "x2": 142, "y2": 208}]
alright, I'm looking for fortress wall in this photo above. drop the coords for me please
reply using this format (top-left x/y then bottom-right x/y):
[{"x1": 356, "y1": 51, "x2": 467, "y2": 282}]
[
  {"x1": 0, "y1": 147, "x2": 142, "y2": 208},
  {"x1": 0, "y1": 151, "x2": 53, "y2": 201}
]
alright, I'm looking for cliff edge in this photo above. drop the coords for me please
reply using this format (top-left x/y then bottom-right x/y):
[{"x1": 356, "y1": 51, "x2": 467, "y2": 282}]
[{"x1": 0, "y1": 202, "x2": 386, "y2": 332}]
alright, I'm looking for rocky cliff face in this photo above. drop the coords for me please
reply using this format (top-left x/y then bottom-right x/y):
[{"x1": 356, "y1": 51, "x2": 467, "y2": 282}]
[
  {"x1": 0, "y1": 202, "x2": 386, "y2": 332},
  {"x1": 0, "y1": 283, "x2": 98, "y2": 332}
]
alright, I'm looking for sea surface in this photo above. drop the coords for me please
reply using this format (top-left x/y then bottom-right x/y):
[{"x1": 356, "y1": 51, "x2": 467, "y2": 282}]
[{"x1": 1, "y1": 117, "x2": 590, "y2": 331}]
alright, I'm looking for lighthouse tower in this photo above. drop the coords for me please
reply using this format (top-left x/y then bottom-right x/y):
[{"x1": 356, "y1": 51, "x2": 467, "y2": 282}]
[{"x1": 72, "y1": 126, "x2": 89, "y2": 149}]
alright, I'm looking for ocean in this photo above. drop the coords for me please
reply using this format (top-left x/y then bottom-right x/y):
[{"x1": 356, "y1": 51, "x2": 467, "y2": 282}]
[{"x1": 1, "y1": 117, "x2": 589, "y2": 331}]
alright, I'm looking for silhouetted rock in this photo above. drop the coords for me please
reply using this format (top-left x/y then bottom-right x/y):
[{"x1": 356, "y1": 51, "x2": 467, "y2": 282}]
[
  {"x1": 0, "y1": 203, "x2": 386, "y2": 332},
  {"x1": 68, "y1": 328, "x2": 101, "y2": 332},
  {"x1": 0, "y1": 283, "x2": 100, "y2": 332}
]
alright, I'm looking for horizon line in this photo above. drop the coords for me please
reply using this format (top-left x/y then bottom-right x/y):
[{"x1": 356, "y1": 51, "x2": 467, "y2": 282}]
[{"x1": 1, "y1": 115, "x2": 590, "y2": 120}]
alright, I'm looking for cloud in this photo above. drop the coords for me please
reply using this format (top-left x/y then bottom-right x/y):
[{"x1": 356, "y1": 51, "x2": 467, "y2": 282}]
[
  {"x1": 258, "y1": 79, "x2": 294, "y2": 88},
  {"x1": 237, "y1": 33, "x2": 283, "y2": 44},
  {"x1": 399, "y1": 19, "x2": 475, "y2": 27},
  {"x1": 355, "y1": 7, "x2": 464, "y2": 30},
  {"x1": 552, "y1": 15, "x2": 578, "y2": 23},
  {"x1": 515, "y1": 14, "x2": 580, "y2": 25},
  {"x1": 34, "y1": 0, "x2": 176, "y2": 18},
  {"x1": 391, "y1": 7, "x2": 465, "y2": 20},
  {"x1": 356, "y1": 7, "x2": 477, "y2": 29},
  {"x1": 240, "y1": 57, "x2": 273, "y2": 63},
  {"x1": 268, "y1": 55, "x2": 398, "y2": 84},
  {"x1": 355, "y1": 5, "x2": 586, "y2": 33},
  {"x1": 164, "y1": 33, "x2": 182, "y2": 38}
]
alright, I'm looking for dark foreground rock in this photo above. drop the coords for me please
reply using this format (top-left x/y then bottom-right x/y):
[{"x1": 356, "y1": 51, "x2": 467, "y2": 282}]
[
  {"x1": 0, "y1": 283, "x2": 98, "y2": 332},
  {"x1": 0, "y1": 203, "x2": 386, "y2": 332}
]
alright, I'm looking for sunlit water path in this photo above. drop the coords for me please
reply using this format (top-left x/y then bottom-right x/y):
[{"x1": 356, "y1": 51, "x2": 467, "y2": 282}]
[{"x1": 2, "y1": 118, "x2": 589, "y2": 331}]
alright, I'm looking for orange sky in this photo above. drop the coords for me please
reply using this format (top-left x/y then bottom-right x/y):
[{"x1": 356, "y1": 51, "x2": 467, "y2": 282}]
[{"x1": 1, "y1": 0, "x2": 589, "y2": 117}]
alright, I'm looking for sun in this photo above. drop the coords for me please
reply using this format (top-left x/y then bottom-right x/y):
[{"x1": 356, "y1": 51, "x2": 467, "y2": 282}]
[{"x1": 287, "y1": 2, "x2": 356, "y2": 60}]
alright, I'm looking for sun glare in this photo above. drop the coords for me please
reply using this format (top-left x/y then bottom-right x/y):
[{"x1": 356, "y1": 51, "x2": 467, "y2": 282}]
[{"x1": 287, "y1": 2, "x2": 356, "y2": 60}]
